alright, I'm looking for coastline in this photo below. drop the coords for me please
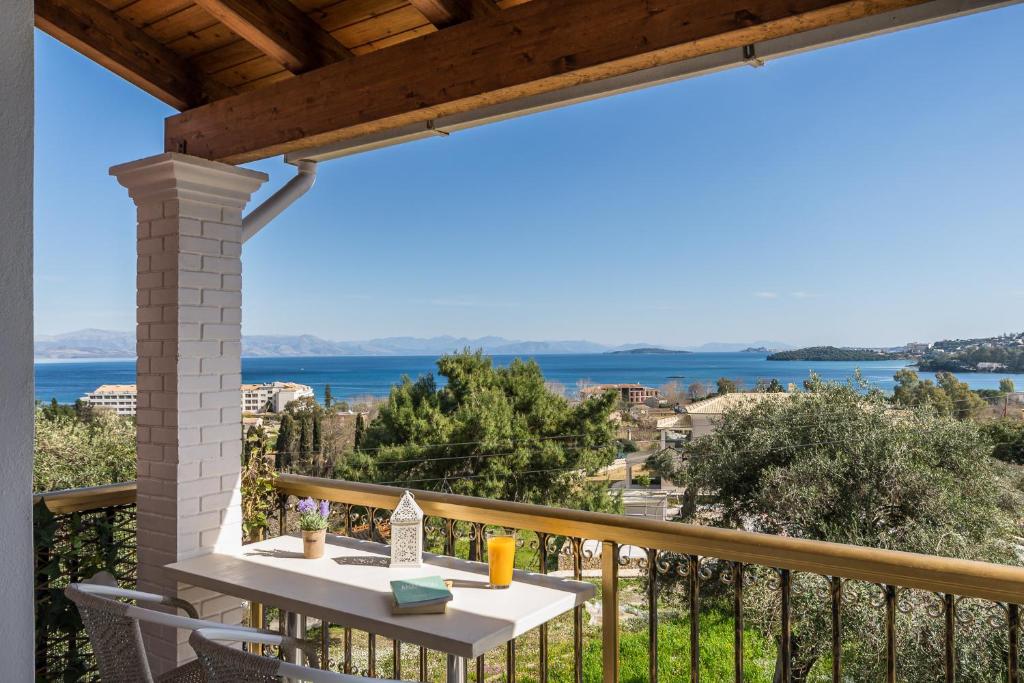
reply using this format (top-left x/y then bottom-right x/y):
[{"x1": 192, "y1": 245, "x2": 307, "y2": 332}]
[{"x1": 33, "y1": 353, "x2": 1024, "y2": 405}]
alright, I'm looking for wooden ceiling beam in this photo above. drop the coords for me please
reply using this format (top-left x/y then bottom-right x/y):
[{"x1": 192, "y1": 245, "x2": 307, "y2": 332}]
[
  {"x1": 166, "y1": 0, "x2": 932, "y2": 163},
  {"x1": 35, "y1": 0, "x2": 228, "y2": 110},
  {"x1": 193, "y1": 0, "x2": 353, "y2": 73},
  {"x1": 408, "y1": 0, "x2": 498, "y2": 28}
]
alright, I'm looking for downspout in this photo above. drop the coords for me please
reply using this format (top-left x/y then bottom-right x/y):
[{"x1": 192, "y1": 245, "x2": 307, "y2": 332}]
[{"x1": 241, "y1": 159, "x2": 317, "y2": 243}]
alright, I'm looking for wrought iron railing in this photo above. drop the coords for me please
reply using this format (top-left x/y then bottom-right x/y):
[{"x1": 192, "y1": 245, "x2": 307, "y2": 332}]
[
  {"x1": 272, "y1": 473, "x2": 1024, "y2": 683},
  {"x1": 33, "y1": 482, "x2": 137, "y2": 681},
  {"x1": 30, "y1": 475, "x2": 1024, "y2": 682}
]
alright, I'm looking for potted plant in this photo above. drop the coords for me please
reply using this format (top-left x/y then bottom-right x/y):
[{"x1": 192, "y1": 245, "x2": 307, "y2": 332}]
[{"x1": 297, "y1": 497, "x2": 330, "y2": 559}]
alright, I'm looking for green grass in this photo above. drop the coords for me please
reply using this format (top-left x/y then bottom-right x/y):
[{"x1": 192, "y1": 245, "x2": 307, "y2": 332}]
[{"x1": 306, "y1": 580, "x2": 776, "y2": 682}]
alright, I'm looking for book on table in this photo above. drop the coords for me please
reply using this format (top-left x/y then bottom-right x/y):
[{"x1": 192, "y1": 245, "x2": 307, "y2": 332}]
[{"x1": 390, "y1": 576, "x2": 453, "y2": 615}]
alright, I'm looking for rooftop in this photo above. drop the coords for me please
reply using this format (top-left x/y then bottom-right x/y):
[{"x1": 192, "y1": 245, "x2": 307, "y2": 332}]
[
  {"x1": 89, "y1": 384, "x2": 137, "y2": 393},
  {"x1": 684, "y1": 392, "x2": 794, "y2": 415}
]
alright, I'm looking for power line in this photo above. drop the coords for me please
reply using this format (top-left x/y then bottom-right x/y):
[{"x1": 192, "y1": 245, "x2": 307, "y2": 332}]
[
  {"x1": 325, "y1": 433, "x2": 588, "y2": 454},
  {"x1": 289, "y1": 437, "x2": 1024, "y2": 487}
]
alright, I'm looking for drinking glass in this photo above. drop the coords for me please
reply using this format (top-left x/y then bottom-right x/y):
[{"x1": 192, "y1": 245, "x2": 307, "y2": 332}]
[{"x1": 487, "y1": 534, "x2": 516, "y2": 589}]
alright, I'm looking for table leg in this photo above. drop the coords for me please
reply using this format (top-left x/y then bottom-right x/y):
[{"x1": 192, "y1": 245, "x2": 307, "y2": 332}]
[
  {"x1": 446, "y1": 654, "x2": 466, "y2": 683},
  {"x1": 282, "y1": 610, "x2": 305, "y2": 683}
]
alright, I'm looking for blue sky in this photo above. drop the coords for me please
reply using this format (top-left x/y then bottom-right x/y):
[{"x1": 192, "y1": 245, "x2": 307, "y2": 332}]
[{"x1": 34, "y1": 5, "x2": 1024, "y2": 348}]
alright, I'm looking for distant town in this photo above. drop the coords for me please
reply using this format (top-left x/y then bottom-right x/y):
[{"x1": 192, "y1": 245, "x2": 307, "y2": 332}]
[{"x1": 774, "y1": 331, "x2": 1024, "y2": 373}]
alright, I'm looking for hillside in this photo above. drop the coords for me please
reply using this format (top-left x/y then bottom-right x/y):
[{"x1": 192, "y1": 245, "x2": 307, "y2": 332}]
[
  {"x1": 768, "y1": 346, "x2": 909, "y2": 362},
  {"x1": 918, "y1": 347, "x2": 1024, "y2": 373},
  {"x1": 917, "y1": 332, "x2": 1024, "y2": 373}
]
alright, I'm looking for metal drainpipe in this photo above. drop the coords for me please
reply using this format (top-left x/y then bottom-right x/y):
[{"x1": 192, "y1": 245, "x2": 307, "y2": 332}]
[{"x1": 241, "y1": 159, "x2": 317, "y2": 243}]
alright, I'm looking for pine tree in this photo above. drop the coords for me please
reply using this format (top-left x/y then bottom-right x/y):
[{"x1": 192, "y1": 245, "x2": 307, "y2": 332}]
[
  {"x1": 276, "y1": 414, "x2": 295, "y2": 470},
  {"x1": 324, "y1": 384, "x2": 333, "y2": 408},
  {"x1": 354, "y1": 412, "x2": 365, "y2": 451},
  {"x1": 355, "y1": 350, "x2": 618, "y2": 513},
  {"x1": 298, "y1": 417, "x2": 312, "y2": 457},
  {"x1": 312, "y1": 413, "x2": 322, "y2": 454}
]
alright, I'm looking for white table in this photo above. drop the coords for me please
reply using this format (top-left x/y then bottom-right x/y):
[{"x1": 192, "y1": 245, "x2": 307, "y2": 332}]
[{"x1": 165, "y1": 533, "x2": 595, "y2": 682}]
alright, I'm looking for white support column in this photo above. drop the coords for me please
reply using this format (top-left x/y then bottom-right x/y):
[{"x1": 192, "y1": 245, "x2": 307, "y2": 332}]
[
  {"x1": 112, "y1": 153, "x2": 267, "y2": 672},
  {"x1": 0, "y1": 1, "x2": 35, "y2": 679}
]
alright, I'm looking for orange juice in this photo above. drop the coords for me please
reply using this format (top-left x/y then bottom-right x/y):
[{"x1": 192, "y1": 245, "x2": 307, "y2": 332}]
[{"x1": 487, "y1": 535, "x2": 516, "y2": 588}]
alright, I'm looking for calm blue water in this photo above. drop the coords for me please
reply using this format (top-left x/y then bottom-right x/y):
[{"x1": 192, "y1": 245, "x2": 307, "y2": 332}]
[{"x1": 33, "y1": 353, "x2": 1024, "y2": 404}]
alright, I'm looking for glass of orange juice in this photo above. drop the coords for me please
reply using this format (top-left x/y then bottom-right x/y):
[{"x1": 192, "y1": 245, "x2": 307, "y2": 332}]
[{"x1": 487, "y1": 534, "x2": 516, "y2": 589}]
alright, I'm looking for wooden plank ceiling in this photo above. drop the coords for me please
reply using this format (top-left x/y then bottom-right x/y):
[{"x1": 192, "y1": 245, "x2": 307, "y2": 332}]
[
  {"x1": 36, "y1": 0, "x2": 931, "y2": 162},
  {"x1": 35, "y1": 0, "x2": 523, "y2": 108}
]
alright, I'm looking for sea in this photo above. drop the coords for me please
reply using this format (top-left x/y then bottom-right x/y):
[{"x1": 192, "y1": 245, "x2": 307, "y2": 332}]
[{"x1": 33, "y1": 353, "x2": 1024, "y2": 404}]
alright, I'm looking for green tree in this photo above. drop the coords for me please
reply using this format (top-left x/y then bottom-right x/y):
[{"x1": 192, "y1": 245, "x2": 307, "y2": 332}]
[
  {"x1": 298, "y1": 417, "x2": 312, "y2": 458},
  {"x1": 716, "y1": 377, "x2": 738, "y2": 395},
  {"x1": 39, "y1": 397, "x2": 77, "y2": 421},
  {"x1": 34, "y1": 408, "x2": 136, "y2": 491},
  {"x1": 675, "y1": 378, "x2": 1019, "y2": 681},
  {"x1": 312, "y1": 413, "x2": 322, "y2": 454},
  {"x1": 892, "y1": 368, "x2": 954, "y2": 416},
  {"x1": 353, "y1": 412, "x2": 365, "y2": 451},
  {"x1": 756, "y1": 378, "x2": 784, "y2": 393},
  {"x1": 936, "y1": 371, "x2": 987, "y2": 420},
  {"x1": 275, "y1": 413, "x2": 296, "y2": 470},
  {"x1": 324, "y1": 384, "x2": 333, "y2": 408},
  {"x1": 984, "y1": 419, "x2": 1024, "y2": 465},
  {"x1": 1000, "y1": 378, "x2": 1016, "y2": 394},
  {"x1": 285, "y1": 396, "x2": 320, "y2": 416},
  {"x1": 352, "y1": 350, "x2": 620, "y2": 514}
]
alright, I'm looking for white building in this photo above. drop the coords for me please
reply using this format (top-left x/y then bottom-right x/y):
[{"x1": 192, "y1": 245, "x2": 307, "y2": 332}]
[
  {"x1": 78, "y1": 385, "x2": 139, "y2": 416},
  {"x1": 82, "y1": 381, "x2": 314, "y2": 417},
  {"x1": 240, "y1": 381, "x2": 315, "y2": 413},
  {"x1": 683, "y1": 392, "x2": 794, "y2": 439}
]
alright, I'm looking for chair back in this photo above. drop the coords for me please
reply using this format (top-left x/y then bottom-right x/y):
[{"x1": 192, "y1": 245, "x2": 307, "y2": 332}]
[
  {"x1": 188, "y1": 630, "x2": 279, "y2": 682},
  {"x1": 190, "y1": 628, "x2": 380, "y2": 683},
  {"x1": 65, "y1": 583, "x2": 154, "y2": 683}
]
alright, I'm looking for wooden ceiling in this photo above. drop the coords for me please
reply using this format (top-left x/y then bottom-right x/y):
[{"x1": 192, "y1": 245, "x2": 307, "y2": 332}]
[
  {"x1": 35, "y1": 0, "x2": 528, "y2": 109},
  {"x1": 35, "y1": 0, "x2": 941, "y2": 163}
]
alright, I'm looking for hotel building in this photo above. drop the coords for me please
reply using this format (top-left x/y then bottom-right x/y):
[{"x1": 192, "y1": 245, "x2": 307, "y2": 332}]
[{"x1": 81, "y1": 381, "x2": 314, "y2": 416}]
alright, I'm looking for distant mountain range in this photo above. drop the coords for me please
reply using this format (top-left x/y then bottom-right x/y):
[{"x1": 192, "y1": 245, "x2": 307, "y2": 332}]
[
  {"x1": 607, "y1": 347, "x2": 691, "y2": 355},
  {"x1": 34, "y1": 329, "x2": 136, "y2": 359},
  {"x1": 33, "y1": 329, "x2": 796, "y2": 360}
]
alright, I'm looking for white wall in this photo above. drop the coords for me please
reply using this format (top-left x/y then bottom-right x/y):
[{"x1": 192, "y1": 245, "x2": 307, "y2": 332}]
[{"x1": 0, "y1": 0, "x2": 35, "y2": 679}]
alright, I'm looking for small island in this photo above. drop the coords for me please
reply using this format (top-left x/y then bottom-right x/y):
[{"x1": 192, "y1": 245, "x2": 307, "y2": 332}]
[
  {"x1": 741, "y1": 347, "x2": 771, "y2": 353},
  {"x1": 608, "y1": 347, "x2": 691, "y2": 355},
  {"x1": 768, "y1": 346, "x2": 909, "y2": 362}
]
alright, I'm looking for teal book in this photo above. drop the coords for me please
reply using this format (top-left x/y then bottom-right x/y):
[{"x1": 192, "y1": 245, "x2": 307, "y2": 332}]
[{"x1": 390, "y1": 576, "x2": 453, "y2": 608}]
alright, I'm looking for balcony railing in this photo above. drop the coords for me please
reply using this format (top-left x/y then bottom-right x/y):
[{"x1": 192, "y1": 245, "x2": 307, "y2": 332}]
[
  {"x1": 274, "y1": 474, "x2": 1024, "y2": 682},
  {"x1": 31, "y1": 475, "x2": 1024, "y2": 682},
  {"x1": 33, "y1": 482, "x2": 138, "y2": 681}
]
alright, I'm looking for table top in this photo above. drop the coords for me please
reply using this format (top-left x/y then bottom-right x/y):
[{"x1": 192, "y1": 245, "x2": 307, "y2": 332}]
[{"x1": 164, "y1": 533, "x2": 595, "y2": 658}]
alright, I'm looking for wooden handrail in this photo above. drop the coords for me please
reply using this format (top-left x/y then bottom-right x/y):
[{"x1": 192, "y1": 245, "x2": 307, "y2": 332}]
[
  {"x1": 275, "y1": 473, "x2": 1024, "y2": 605},
  {"x1": 30, "y1": 476, "x2": 1024, "y2": 603},
  {"x1": 33, "y1": 481, "x2": 137, "y2": 515}
]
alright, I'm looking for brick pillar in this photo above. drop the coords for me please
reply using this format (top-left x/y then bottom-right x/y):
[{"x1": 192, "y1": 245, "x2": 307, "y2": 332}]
[{"x1": 112, "y1": 153, "x2": 267, "y2": 672}]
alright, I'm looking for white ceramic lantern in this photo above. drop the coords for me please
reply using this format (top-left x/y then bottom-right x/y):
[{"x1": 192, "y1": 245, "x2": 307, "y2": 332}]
[{"x1": 389, "y1": 490, "x2": 424, "y2": 568}]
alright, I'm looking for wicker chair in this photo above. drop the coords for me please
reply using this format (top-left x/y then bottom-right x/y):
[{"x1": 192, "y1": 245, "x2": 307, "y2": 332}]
[
  {"x1": 190, "y1": 627, "x2": 386, "y2": 683},
  {"x1": 65, "y1": 572, "x2": 280, "y2": 683}
]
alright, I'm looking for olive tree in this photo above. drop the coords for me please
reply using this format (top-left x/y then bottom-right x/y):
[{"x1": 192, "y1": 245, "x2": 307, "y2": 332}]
[
  {"x1": 662, "y1": 377, "x2": 1021, "y2": 681},
  {"x1": 34, "y1": 407, "x2": 136, "y2": 491}
]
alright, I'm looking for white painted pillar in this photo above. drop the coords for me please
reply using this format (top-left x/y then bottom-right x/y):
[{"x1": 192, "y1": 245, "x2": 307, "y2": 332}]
[
  {"x1": 112, "y1": 153, "x2": 267, "y2": 671},
  {"x1": 0, "y1": 1, "x2": 35, "y2": 679}
]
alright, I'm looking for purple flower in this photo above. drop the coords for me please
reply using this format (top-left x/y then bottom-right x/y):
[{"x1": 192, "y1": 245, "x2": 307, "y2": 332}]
[
  {"x1": 297, "y1": 497, "x2": 316, "y2": 514},
  {"x1": 319, "y1": 500, "x2": 330, "y2": 518}
]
